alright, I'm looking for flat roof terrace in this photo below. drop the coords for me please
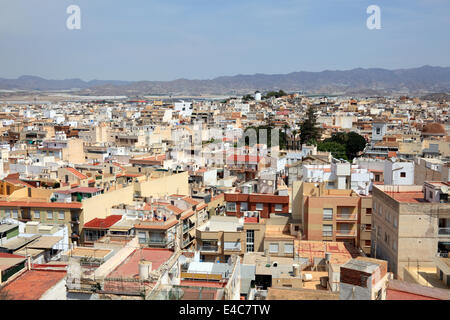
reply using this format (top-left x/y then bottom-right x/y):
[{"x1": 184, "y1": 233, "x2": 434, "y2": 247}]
[{"x1": 107, "y1": 248, "x2": 174, "y2": 279}]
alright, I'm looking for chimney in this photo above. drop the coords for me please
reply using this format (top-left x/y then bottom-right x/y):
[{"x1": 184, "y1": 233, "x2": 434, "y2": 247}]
[
  {"x1": 27, "y1": 255, "x2": 32, "y2": 270},
  {"x1": 139, "y1": 260, "x2": 152, "y2": 281}
]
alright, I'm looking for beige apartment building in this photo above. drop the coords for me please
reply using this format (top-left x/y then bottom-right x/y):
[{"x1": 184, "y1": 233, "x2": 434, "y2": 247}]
[
  {"x1": 298, "y1": 182, "x2": 372, "y2": 255},
  {"x1": 196, "y1": 214, "x2": 265, "y2": 263},
  {"x1": 371, "y1": 182, "x2": 450, "y2": 279}
]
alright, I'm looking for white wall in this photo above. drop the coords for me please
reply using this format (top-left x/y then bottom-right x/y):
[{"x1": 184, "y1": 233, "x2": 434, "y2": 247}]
[{"x1": 384, "y1": 161, "x2": 414, "y2": 185}]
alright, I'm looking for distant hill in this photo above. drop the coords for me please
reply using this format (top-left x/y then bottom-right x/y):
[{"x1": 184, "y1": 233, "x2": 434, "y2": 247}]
[
  {"x1": 421, "y1": 92, "x2": 450, "y2": 102},
  {"x1": 1, "y1": 66, "x2": 450, "y2": 96},
  {"x1": 0, "y1": 75, "x2": 132, "y2": 91}
]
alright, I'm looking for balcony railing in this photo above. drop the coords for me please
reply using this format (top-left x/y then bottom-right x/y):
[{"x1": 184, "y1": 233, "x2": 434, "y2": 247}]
[
  {"x1": 182, "y1": 238, "x2": 193, "y2": 247},
  {"x1": 226, "y1": 166, "x2": 257, "y2": 172},
  {"x1": 438, "y1": 228, "x2": 450, "y2": 236},
  {"x1": 336, "y1": 229, "x2": 357, "y2": 237},
  {"x1": 224, "y1": 245, "x2": 242, "y2": 252},
  {"x1": 140, "y1": 238, "x2": 171, "y2": 246},
  {"x1": 199, "y1": 245, "x2": 218, "y2": 252},
  {"x1": 183, "y1": 224, "x2": 195, "y2": 233},
  {"x1": 336, "y1": 215, "x2": 357, "y2": 221}
]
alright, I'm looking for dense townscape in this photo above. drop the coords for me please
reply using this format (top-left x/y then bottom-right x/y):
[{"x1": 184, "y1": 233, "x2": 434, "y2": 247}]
[{"x1": 0, "y1": 91, "x2": 448, "y2": 300}]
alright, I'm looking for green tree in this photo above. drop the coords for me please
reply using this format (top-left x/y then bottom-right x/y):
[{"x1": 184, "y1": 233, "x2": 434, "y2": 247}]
[
  {"x1": 317, "y1": 141, "x2": 348, "y2": 160},
  {"x1": 264, "y1": 90, "x2": 287, "y2": 99},
  {"x1": 299, "y1": 105, "x2": 321, "y2": 145},
  {"x1": 242, "y1": 94, "x2": 254, "y2": 102},
  {"x1": 323, "y1": 131, "x2": 367, "y2": 160},
  {"x1": 345, "y1": 132, "x2": 367, "y2": 159}
]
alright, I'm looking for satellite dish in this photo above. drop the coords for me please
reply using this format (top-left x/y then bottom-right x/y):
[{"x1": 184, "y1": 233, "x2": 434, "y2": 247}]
[{"x1": 441, "y1": 186, "x2": 449, "y2": 194}]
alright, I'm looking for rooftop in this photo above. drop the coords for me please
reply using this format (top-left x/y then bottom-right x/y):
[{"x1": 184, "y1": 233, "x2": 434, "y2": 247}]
[
  {"x1": 107, "y1": 248, "x2": 174, "y2": 279},
  {"x1": 0, "y1": 269, "x2": 66, "y2": 300},
  {"x1": 266, "y1": 287, "x2": 339, "y2": 300},
  {"x1": 296, "y1": 240, "x2": 360, "y2": 265},
  {"x1": 84, "y1": 215, "x2": 123, "y2": 230}
]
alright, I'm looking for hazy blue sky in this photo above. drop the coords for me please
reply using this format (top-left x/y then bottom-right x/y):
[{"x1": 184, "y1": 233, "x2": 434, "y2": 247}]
[{"x1": 0, "y1": 0, "x2": 449, "y2": 81}]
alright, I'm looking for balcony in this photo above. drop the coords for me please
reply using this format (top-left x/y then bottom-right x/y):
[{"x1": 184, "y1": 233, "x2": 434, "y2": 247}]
[
  {"x1": 336, "y1": 229, "x2": 357, "y2": 237},
  {"x1": 183, "y1": 223, "x2": 195, "y2": 233},
  {"x1": 140, "y1": 238, "x2": 172, "y2": 247},
  {"x1": 438, "y1": 228, "x2": 450, "y2": 236},
  {"x1": 336, "y1": 214, "x2": 358, "y2": 221},
  {"x1": 182, "y1": 237, "x2": 194, "y2": 247},
  {"x1": 199, "y1": 245, "x2": 219, "y2": 252},
  {"x1": 226, "y1": 166, "x2": 257, "y2": 172}
]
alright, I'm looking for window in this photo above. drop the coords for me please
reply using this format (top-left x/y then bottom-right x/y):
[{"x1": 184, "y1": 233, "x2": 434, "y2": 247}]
[
  {"x1": 323, "y1": 224, "x2": 333, "y2": 237},
  {"x1": 400, "y1": 172, "x2": 406, "y2": 178},
  {"x1": 240, "y1": 202, "x2": 248, "y2": 211},
  {"x1": 246, "y1": 230, "x2": 254, "y2": 252},
  {"x1": 47, "y1": 210, "x2": 53, "y2": 220},
  {"x1": 375, "y1": 174, "x2": 380, "y2": 182},
  {"x1": 384, "y1": 232, "x2": 390, "y2": 245},
  {"x1": 364, "y1": 240, "x2": 371, "y2": 247},
  {"x1": 12, "y1": 210, "x2": 18, "y2": 219},
  {"x1": 226, "y1": 202, "x2": 236, "y2": 212},
  {"x1": 340, "y1": 207, "x2": 350, "y2": 217},
  {"x1": 224, "y1": 241, "x2": 241, "y2": 251},
  {"x1": 5, "y1": 209, "x2": 11, "y2": 219},
  {"x1": 34, "y1": 210, "x2": 40, "y2": 219},
  {"x1": 284, "y1": 243, "x2": 294, "y2": 254},
  {"x1": 294, "y1": 226, "x2": 300, "y2": 231},
  {"x1": 275, "y1": 204, "x2": 283, "y2": 212},
  {"x1": 393, "y1": 216, "x2": 398, "y2": 228},
  {"x1": 256, "y1": 203, "x2": 264, "y2": 211},
  {"x1": 269, "y1": 243, "x2": 279, "y2": 253},
  {"x1": 392, "y1": 240, "x2": 397, "y2": 251},
  {"x1": 323, "y1": 208, "x2": 333, "y2": 220},
  {"x1": 366, "y1": 208, "x2": 372, "y2": 215},
  {"x1": 59, "y1": 211, "x2": 65, "y2": 220},
  {"x1": 373, "y1": 201, "x2": 377, "y2": 212},
  {"x1": 138, "y1": 231, "x2": 147, "y2": 244},
  {"x1": 376, "y1": 128, "x2": 381, "y2": 134}
]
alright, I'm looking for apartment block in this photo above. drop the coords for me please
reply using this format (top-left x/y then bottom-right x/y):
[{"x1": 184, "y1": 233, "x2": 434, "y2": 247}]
[
  {"x1": 299, "y1": 182, "x2": 371, "y2": 253},
  {"x1": 371, "y1": 182, "x2": 450, "y2": 279}
]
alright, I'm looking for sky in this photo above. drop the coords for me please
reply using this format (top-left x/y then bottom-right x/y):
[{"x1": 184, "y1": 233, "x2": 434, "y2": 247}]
[{"x1": 0, "y1": 0, "x2": 449, "y2": 81}]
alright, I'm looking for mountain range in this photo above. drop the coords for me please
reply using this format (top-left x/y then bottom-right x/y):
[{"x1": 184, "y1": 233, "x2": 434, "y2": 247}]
[{"x1": 1, "y1": 66, "x2": 450, "y2": 96}]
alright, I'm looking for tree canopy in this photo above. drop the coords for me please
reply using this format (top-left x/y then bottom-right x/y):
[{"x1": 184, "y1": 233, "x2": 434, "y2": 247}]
[
  {"x1": 320, "y1": 131, "x2": 367, "y2": 160},
  {"x1": 263, "y1": 90, "x2": 287, "y2": 99},
  {"x1": 317, "y1": 141, "x2": 348, "y2": 160},
  {"x1": 299, "y1": 105, "x2": 321, "y2": 145},
  {"x1": 242, "y1": 94, "x2": 255, "y2": 102}
]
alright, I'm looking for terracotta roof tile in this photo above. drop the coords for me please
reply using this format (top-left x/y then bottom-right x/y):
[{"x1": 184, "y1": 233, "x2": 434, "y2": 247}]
[{"x1": 84, "y1": 215, "x2": 123, "y2": 229}]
